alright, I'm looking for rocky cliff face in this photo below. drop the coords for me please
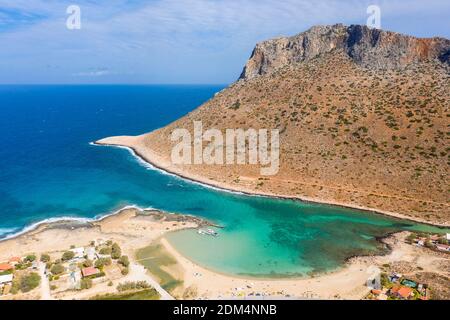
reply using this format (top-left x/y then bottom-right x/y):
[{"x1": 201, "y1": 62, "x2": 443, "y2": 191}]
[{"x1": 240, "y1": 24, "x2": 450, "y2": 80}]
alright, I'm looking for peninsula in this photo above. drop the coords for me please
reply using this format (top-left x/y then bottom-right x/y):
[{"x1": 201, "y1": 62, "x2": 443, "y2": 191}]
[{"x1": 98, "y1": 24, "x2": 450, "y2": 226}]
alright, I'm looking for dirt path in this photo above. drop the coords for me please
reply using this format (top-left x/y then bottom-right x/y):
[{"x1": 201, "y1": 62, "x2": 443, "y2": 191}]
[
  {"x1": 127, "y1": 262, "x2": 174, "y2": 300},
  {"x1": 38, "y1": 262, "x2": 53, "y2": 300}
]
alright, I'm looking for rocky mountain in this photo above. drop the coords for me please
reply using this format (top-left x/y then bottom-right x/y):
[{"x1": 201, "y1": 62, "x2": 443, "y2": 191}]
[
  {"x1": 116, "y1": 25, "x2": 449, "y2": 225},
  {"x1": 240, "y1": 24, "x2": 450, "y2": 79}
]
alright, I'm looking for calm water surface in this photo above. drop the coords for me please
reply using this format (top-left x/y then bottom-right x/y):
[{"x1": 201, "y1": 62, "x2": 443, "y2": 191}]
[{"x1": 0, "y1": 85, "x2": 446, "y2": 277}]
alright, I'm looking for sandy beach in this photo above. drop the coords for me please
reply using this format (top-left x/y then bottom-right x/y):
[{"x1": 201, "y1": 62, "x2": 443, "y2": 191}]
[
  {"x1": 1, "y1": 206, "x2": 447, "y2": 300},
  {"x1": 95, "y1": 135, "x2": 449, "y2": 228},
  {"x1": 159, "y1": 232, "x2": 449, "y2": 299},
  {"x1": 0, "y1": 207, "x2": 200, "y2": 300}
]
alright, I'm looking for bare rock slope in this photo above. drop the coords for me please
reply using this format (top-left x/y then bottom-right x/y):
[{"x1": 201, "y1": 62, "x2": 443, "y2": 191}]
[
  {"x1": 240, "y1": 24, "x2": 450, "y2": 79},
  {"x1": 119, "y1": 25, "x2": 450, "y2": 225}
]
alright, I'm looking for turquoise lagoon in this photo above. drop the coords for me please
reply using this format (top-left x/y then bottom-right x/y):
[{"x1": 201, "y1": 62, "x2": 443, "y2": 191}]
[{"x1": 0, "y1": 85, "x2": 446, "y2": 277}]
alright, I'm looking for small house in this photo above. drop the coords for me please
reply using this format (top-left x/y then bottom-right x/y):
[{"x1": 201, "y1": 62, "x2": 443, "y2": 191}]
[
  {"x1": 85, "y1": 247, "x2": 96, "y2": 261},
  {"x1": 0, "y1": 274, "x2": 13, "y2": 285},
  {"x1": 70, "y1": 247, "x2": 85, "y2": 259},
  {"x1": 81, "y1": 266, "x2": 100, "y2": 278},
  {"x1": 391, "y1": 286, "x2": 413, "y2": 299},
  {"x1": 388, "y1": 273, "x2": 402, "y2": 283},
  {"x1": 436, "y1": 244, "x2": 450, "y2": 252},
  {"x1": 0, "y1": 263, "x2": 13, "y2": 272}
]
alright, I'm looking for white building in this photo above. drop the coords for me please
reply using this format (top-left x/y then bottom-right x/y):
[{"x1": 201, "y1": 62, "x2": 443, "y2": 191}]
[
  {"x1": 0, "y1": 274, "x2": 13, "y2": 285},
  {"x1": 85, "y1": 247, "x2": 96, "y2": 261},
  {"x1": 68, "y1": 270, "x2": 82, "y2": 290},
  {"x1": 70, "y1": 247, "x2": 85, "y2": 259}
]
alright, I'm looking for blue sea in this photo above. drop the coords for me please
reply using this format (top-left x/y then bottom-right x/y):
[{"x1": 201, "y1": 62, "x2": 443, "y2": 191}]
[{"x1": 0, "y1": 85, "x2": 446, "y2": 277}]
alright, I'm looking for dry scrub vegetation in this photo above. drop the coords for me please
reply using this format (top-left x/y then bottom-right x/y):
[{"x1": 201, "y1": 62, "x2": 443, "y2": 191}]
[{"x1": 144, "y1": 49, "x2": 449, "y2": 224}]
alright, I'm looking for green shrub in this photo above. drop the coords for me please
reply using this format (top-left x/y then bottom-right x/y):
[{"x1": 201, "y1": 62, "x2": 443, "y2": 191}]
[
  {"x1": 118, "y1": 255, "x2": 129, "y2": 267},
  {"x1": 111, "y1": 243, "x2": 122, "y2": 259},
  {"x1": 20, "y1": 272, "x2": 41, "y2": 293},
  {"x1": 40, "y1": 254, "x2": 51, "y2": 263},
  {"x1": 50, "y1": 264, "x2": 65, "y2": 275},
  {"x1": 62, "y1": 251, "x2": 75, "y2": 261},
  {"x1": 95, "y1": 257, "x2": 111, "y2": 269},
  {"x1": 82, "y1": 259, "x2": 93, "y2": 268},
  {"x1": 80, "y1": 278, "x2": 93, "y2": 290},
  {"x1": 24, "y1": 255, "x2": 36, "y2": 263},
  {"x1": 117, "y1": 281, "x2": 150, "y2": 292},
  {"x1": 99, "y1": 247, "x2": 111, "y2": 255}
]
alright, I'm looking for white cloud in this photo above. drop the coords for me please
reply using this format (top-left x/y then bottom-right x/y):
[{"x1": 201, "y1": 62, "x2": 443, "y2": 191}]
[
  {"x1": 72, "y1": 68, "x2": 111, "y2": 77},
  {"x1": 0, "y1": 0, "x2": 448, "y2": 83}
]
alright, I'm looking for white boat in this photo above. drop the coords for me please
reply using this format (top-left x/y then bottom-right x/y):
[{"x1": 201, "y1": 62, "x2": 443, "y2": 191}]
[{"x1": 197, "y1": 228, "x2": 218, "y2": 236}]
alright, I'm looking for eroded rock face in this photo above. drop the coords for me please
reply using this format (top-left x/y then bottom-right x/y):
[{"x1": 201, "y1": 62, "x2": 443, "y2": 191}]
[{"x1": 239, "y1": 24, "x2": 450, "y2": 80}]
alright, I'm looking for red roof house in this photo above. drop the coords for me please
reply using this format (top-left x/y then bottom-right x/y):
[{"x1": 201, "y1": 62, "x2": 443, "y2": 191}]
[
  {"x1": 0, "y1": 263, "x2": 13, "y2": 271},
  {"x1": 371, "y1": 289, "x2": 382, "y2": 295},
  {"x1": 391, "y1": 286, "x2": 413, "y2": 299},
  {"x1": 81, "y1": 266, "x2": 100, "y2": 278}
]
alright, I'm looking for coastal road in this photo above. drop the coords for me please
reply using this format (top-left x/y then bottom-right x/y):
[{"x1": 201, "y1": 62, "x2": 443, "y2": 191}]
[
  {"x1": 128, "y1": 262, "x2": 174, "y2": 300},
  {"x1": 38, "y1": 262, "x2": 53, "y2": 300}
]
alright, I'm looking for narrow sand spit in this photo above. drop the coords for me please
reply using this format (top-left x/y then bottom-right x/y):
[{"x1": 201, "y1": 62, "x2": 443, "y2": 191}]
[{"x1": 95, "y1": 135, "x2": 449, "y2": 227}]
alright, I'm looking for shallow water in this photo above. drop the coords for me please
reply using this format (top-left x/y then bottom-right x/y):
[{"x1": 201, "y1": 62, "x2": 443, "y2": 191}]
[{"x1": 0, "y1": 85, "x2": 446, "y2": 277}]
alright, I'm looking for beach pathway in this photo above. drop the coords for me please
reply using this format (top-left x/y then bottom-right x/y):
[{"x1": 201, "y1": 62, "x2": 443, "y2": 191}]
[
  {"x1": 128, "y1": 262, "x2": 174, "y2": 300},
  {"x1": 38, "y1": 262, "x2": 53, "y2": 300}
]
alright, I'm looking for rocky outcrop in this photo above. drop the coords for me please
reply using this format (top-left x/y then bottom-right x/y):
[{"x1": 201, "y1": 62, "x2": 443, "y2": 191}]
[{"x1": 239, "y1": 24, "x2": 450, "y2": 80}]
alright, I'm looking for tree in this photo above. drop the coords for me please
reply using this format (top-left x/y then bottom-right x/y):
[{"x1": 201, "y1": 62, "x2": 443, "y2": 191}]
[
  {"x1": 117, "y1": 281, "x2": 150, "y2": 292},
  {"x1": 121, "y1": 267, "x2": 129, "y2": 276},
  {"x1": 80, "y1": 278, "x2": 92, "y2": 290},
  {"x1": 24, "y1": 255, "x2": 36, "y2": 263},
  {"x1": 20, "y1": 273, "x2": 41, "y2": 293},
  {"x1": 62, "y1": 251, "x2": 75, "y2": 261},
  {"x1": 111, "y1": 243, "x2": 122, "y2": 259},
  {"x1": 50, "y1": 264, "x2": 65, "y2": 275},
  {"x1": 82, "y1": 259, "x2": 93, "y2": 268},
  {"x1": 99, "y1": 247, "x2": 111, "y2": 255},
  {"x1": 40, "y1": 253, "x2": 51, "y2": 263},
  {"x1": 406, "y1": 233, "x2": 416, "y2": 244},
  {"x1": 118, "y1": 255, "x2": 129, "y2": 267},
  {"x1": 95, "y1": 258, "x2": 111, "y2": 269},
  {"x1": 424, "y1": 239, "x2": 433, "y2": 248}
]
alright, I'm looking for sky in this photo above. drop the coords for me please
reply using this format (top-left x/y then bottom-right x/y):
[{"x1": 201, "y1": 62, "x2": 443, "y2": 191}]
[{"x1": 0, "y1": 0, "x2": 449, "y2": 84}]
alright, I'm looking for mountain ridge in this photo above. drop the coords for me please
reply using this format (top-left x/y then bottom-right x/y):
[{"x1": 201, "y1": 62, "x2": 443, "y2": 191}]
[{"x1": 240, "y1": 24, "x2": 450, "y2": 80}]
